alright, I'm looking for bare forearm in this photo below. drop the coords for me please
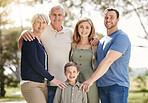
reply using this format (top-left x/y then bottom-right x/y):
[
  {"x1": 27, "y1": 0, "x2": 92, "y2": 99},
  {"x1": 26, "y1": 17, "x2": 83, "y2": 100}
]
[
  {"x1": 18, "y1": 36, "x2": 23, "y2": 50},
  {"x1": 89, "y1": 57, "x2": 113, "y2": 83},
  {"x1": 18, "y1": 30, "x2": 28, "y2": 50},
  {"x1": 89, "y1": 50, "x2": 122, "y2": 83},
  {"x1": 79, "y1": 50, "x2": 122, "y2": 92}
]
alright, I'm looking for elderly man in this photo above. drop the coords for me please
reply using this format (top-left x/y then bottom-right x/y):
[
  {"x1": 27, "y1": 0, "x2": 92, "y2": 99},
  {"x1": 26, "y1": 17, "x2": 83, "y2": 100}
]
[
  {"x1": 18, "y1": 5, "x2": 99, "y2": 103},
  {"x1": 18, "y1": 5, "x2": 72, "y2": 103},
  {"x1": 39, "y1": 5, "x2": 73, "y2": 103}
]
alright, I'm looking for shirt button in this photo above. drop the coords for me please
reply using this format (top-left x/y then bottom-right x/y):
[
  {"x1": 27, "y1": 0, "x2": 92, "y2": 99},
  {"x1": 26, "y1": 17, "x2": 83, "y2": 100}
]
[
  {"x1": 80, "y1": 64, "x2": 81, "y2": 65},
  {"x1": 80, "y1": 55, "x2": 81, "y2": 57}
]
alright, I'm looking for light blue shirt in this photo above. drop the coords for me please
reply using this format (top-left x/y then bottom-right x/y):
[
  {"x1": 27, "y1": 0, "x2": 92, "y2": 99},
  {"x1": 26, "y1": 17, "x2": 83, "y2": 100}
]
[{"x1": 97, "y1": 30, "x2": 131, "y2": 87}]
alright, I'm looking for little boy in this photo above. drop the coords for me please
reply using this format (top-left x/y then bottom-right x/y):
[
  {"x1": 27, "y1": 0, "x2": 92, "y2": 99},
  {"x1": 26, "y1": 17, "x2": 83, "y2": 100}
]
[{"x1": 53, "y1": 62, "x2": 87, "y2": 103}]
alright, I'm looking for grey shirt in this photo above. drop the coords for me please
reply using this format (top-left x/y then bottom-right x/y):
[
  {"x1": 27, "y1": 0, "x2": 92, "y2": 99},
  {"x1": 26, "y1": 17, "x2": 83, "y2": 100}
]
[{"x1": 53, "y1": 80, "x2": 87, "y2": 103}]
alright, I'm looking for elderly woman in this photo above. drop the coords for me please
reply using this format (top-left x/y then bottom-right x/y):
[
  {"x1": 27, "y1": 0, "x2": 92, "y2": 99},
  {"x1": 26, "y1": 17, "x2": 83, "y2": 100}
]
[
  {"x1": 69, "y1": 18, "x2": 100, "y2": 103},
  {"x1": 20, "y1": 13, "x2": 61, "y2": 103}
]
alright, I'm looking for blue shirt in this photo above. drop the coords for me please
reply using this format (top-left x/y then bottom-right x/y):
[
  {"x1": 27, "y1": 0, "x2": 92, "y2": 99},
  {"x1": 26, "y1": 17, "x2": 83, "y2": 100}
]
[{"x1": 97, "y1": 30, "x2": 131, "y2": 87}]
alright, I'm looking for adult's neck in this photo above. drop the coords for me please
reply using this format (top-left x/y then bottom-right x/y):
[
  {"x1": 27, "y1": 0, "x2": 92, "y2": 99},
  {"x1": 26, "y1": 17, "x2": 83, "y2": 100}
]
[
  {"x1": 79, "y1": 37, "x2": 90, "y2": 45},
  {"x1": 107, "y1": 26, "x2": 118, "y2": 36},
  {"x1": 69, "y1": 80, "x2": 76, "y2": 85},
  {"x1": 51, "y1": 23, "x2": 63, "y2": 32},
  {"x1": 33, "y1": 31, "x2": 40, "y2": 41}
]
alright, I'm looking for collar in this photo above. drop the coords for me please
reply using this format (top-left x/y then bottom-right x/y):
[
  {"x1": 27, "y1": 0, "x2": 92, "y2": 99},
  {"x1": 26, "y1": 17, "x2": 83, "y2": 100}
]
[
  {"x1": 65, "y1": 80, "x2": 81, "y2": 87},
  {"x1": 49, "y1": 24, "x2": 64, "y2": 34}
]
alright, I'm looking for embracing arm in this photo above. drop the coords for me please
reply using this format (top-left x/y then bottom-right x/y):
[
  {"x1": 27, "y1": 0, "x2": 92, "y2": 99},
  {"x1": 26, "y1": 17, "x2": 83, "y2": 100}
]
[
  {"x1": 23, "y1": 40, "x2": 67, "y2": 88},
  {"x1": 22, "y1": 40, "x2": 54, "y2": 81},
  {"x1": 18, "y1": 30, "x2": 35, "y2": 50},
  {"x1": 80, "y1": 50, "x2": 122, "y2": 92},
  {"x1": 18, "y1": 30, "x2": 27, "y2": 50},
  {"x1": 90, "y1": 37, "x2": 99, "y2": 46}
]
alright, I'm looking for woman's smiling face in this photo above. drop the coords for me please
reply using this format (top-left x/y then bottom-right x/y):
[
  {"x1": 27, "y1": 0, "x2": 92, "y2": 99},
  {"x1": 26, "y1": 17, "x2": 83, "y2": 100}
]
[
  {"x1": 78, "y1": 21, "x2": 91, "y2": 39},
  {"x1": 33, "y1": 17, "x2": 48, "y2": 34}
]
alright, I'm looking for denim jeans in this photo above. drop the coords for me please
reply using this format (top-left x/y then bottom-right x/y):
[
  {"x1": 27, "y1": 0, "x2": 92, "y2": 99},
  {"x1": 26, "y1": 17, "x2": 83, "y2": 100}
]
[
  {"x1": 99, "y1": 84, "x2": 129, "y2": 103},
  {"x1": 47, "y1": 86, "x2": 57, "y2": 103}
]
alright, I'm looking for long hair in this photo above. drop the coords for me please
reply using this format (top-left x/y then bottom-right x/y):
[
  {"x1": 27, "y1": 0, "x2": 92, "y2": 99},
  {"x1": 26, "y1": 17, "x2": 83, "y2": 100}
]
[{"x1": 73, "y1": 18, "x2": 95, "y2": 43}]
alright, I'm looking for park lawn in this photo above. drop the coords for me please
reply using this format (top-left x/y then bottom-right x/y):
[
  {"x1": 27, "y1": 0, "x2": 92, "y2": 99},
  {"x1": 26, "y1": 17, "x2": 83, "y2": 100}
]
[
  {"x1": 0, "y1": 86, "x2": 24, "y2": 102},
  {"x1": 0, "y1": 76, "x2": 148, "y2": 102},
  {"x1": 128, "y1": 76, "x2": 148, "y2": 103},
  {"x1": 128, "y1": 91, "x2": 148, "y2": 103},
  {"x1": 0, "y1": 87, "x2": 147, "y2": 103}
]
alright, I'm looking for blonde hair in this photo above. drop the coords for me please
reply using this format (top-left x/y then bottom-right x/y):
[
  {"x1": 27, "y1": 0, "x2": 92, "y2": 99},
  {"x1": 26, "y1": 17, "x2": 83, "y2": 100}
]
[
  {"x1": 31, "y1": 13, "x2": 49, "y2": 25},
  {"x1": 73, "y1": 17, "x2": 95, "y2": 43}
]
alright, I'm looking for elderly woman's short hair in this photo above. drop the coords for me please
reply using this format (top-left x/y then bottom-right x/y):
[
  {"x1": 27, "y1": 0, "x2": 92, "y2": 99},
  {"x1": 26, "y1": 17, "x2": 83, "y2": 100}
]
[{"x1": 31, "y1": 13, "x2": 49, "y2": 25}]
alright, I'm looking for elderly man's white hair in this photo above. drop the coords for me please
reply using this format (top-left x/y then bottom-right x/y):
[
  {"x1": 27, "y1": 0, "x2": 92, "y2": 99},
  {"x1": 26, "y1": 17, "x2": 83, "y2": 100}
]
[{"x1": 49, "y1": 4, "x2": 65, "y2": 16}]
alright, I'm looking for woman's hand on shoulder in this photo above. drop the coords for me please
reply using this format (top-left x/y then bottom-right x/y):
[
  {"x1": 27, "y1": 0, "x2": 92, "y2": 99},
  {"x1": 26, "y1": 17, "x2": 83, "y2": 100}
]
[{"x1": 50, "y1": 78, "x2": 67, "y2": 89}]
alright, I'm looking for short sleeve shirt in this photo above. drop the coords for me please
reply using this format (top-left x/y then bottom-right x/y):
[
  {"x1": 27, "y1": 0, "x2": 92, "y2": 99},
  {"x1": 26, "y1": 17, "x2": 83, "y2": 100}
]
[{"x1": 97, "y1": 30, "x2": 131, "y2": 87}]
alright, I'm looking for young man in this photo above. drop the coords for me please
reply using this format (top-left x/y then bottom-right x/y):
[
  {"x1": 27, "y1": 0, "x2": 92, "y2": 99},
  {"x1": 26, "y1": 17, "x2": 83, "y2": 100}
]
[
  {"x1": 53, "y1": 62, "x2": 87, "y2": 103},
  {"x1": 80, "y1": 8, "x2": 131, "y2": 103}
]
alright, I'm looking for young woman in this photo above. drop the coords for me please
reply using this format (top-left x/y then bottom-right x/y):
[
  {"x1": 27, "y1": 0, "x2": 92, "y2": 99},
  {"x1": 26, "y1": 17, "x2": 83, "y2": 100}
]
[{"x1": 69, "y1": 18, "x2": 100, "y2": 103}]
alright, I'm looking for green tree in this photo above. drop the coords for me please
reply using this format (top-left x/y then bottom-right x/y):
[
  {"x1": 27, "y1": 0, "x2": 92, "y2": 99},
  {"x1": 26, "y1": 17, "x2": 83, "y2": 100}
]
[
  {"x1": 134, "y1": 76, "x2": 147, "y2": 90},
  {"x1": 59, "y1": 0, "x2": 148, "y2": 39},
  {"x1": 0, "y1": 0, "x2": 14, "y2": 97},
  {"x1": 3, "y1": 29, "x2": 21, "y2": 80},
  {"x1": 0, "y1": 0, "x2": 44, "y2": 97}
]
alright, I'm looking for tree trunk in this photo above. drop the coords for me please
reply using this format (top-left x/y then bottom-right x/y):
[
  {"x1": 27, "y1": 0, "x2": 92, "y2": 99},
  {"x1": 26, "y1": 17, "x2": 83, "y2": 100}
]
[
  {"x1": 0, "y1": 14, "x2": 6, "y2": 97},
  {"x1": 0, "y1": 71, "x2": 6, "y2": 97},
  {"x1": 0, "y1": 64, "x2": 6, "y2": 97}
]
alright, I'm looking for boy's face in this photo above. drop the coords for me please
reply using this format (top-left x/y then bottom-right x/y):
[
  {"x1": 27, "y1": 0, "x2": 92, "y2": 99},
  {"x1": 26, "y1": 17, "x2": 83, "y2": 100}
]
[{"x1": 64, "y1": 66, "x2": 79, "y2": 84}]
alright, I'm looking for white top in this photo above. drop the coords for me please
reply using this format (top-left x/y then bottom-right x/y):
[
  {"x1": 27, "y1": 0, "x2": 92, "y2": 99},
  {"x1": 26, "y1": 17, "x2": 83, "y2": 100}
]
[{"x1": 41, "y1": 25, "x2": 73, "y2": 86}]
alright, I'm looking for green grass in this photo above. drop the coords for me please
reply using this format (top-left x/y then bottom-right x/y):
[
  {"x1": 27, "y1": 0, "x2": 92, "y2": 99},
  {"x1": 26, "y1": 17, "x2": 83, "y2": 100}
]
[
  {"x1": 128, "y1": 76, "x2": 148, "y2": 103},
  {"x1": 0, "y1": 76, "x2": 148, "y2": 102},
  {"x1": 128, "y1": 90, "x2": 148, "y2": 103},
  {"x1": 0, "y1": 86, "x2": 25, "y2": 102}
]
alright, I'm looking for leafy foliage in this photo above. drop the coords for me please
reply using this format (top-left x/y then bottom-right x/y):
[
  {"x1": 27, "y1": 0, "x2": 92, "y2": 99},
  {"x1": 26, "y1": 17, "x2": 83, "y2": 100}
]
[
  {"x1": 59, "y1": 0, "x2": 148, "y2": 39},
  {"x1": 0, "y1": 0, "x2": 43, "y2": 97},
  {"x1": 134, "y1": 76, "x2": 147, "y2": 90}
]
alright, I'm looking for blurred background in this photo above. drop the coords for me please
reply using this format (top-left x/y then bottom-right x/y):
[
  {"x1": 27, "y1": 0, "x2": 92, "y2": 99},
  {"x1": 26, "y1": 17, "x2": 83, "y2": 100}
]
[{"x1": 0, "y1": 0, "x2": 148, "y2": 103}]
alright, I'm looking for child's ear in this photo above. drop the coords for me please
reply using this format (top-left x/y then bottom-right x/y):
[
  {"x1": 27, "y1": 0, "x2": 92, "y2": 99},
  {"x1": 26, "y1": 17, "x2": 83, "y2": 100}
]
[
  {"x1": 77, "y1": 71, "x2": 80, "y2": 75},
  {"x1": 64, "y1": 72, "x2": 66, "y2": 76}
]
